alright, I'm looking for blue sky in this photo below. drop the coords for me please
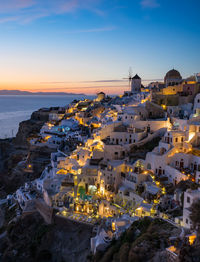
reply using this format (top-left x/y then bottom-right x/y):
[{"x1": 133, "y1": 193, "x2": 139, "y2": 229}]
[{"x1": 0, "y1": 0, "x2": 199, "y2": 94}]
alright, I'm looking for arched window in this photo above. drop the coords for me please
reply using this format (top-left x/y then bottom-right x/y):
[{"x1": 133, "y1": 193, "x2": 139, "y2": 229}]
[{"x1": 147, "y1": 163, "x2": 151, "y2": 170}]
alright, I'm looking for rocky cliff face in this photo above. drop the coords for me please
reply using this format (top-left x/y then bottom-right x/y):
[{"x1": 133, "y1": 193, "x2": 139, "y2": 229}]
[
  {"x1": 0, "y1": 213, "x2": 93, "y2": 262},
  {"x1": 14, "y1": 109, "x2": 50, "y2": 148},
  {"x1": 0, "y1": 139, "x2": 14, "y2": 172},
  {"x1": 14, "y1": 119, "x2": 45, "y2": 148},
  {"x1": 94, "y1": 217, "x2": 181, "y2": 262},
  {"x1": 0, "y1": 109, "x2": 50, "y2": 196}
]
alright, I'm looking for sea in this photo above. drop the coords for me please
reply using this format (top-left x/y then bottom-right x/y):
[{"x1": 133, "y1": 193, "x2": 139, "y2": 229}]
[{"x1": 0, "y1": 95, "x2": 93, "y2": 139}]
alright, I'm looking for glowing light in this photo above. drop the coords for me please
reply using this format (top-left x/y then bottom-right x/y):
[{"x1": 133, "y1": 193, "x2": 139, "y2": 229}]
[
  {"x1": 188, "y1": 234, "x2": 196, "y2": 245},
  {"x1": 188, "y1": 133, "x2": 195, "y2": 142},
  {"x1": 112, "y1": 222, "x2": 116, "y2": 231}
]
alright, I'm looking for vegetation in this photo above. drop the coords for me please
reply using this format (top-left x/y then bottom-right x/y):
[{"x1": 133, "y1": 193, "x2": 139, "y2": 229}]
[{"x1": 93, "y1": 217, "x2": 177, "y2": 262}]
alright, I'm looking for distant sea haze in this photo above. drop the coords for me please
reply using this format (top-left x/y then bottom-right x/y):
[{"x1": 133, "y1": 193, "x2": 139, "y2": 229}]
[
  {"x1": 0, "y1": 95, "x2": 93, "y2": 139},
  {"x1": 0, "y1": 90, "x2": 85, "y2": 96}
]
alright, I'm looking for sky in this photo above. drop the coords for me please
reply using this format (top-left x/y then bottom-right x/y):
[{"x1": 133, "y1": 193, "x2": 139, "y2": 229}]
[{"x1": 0, "y1": 0, "x2": 199, "y2": 94}]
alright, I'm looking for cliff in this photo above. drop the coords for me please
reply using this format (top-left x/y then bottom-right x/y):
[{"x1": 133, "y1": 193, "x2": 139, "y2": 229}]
[
  {"x1": 0, "y1": 109, "x2": 52, "y2": 196},
  {"x1": 94, "y1": 217, "x2": 181, "y2": 262},
  {"x1": 0, "y1": 212, "x2": 93, "y2": 262}
]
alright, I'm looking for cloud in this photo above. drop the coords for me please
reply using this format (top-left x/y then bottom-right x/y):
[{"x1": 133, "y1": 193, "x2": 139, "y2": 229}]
[
  {"x1": 0, "y1": 12, "x2": 49, "y2": 24},
  {"x1": 0, "y1": 0, "x2": 104, "y2": 24},
  {"x1": 65, "y1": 26, "x2": 116, "y2": 33},
  {"x1": 0, "y1": 0, "x2": 35, "y2": 12},
  {"x1": 0, "y1": 16, "x2": 19, "y2": 23},
  {"x1": 85, "y1": 79, "x2": 125, "y2": 83},
  {"x1": 40, "y1": 79, "x2": 125, "y2": 84},
  {"x1": 140, "y1": 0, "x2": 160, "y2": 8}
]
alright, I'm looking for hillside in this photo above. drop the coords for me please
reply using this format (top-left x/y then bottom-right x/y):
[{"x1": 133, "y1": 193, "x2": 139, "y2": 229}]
[{"x1": 93, "y1": 217, "x2": 181, "y2": 262}]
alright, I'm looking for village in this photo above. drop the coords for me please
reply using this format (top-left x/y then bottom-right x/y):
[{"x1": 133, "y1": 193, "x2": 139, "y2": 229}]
[{"x1": 1, "y1": 69, "x2": 200, "y2": 260}]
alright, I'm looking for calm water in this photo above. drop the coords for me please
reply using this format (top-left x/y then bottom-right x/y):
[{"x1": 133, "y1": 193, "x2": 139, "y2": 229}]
[{"x1": 0, "y1": 95, "x2": 93, "y2": 139}]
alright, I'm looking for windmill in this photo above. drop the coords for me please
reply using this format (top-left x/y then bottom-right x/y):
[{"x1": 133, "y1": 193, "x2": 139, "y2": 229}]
[{"x1": 123, "y1": 67, "x2": 133, "y2": 89}]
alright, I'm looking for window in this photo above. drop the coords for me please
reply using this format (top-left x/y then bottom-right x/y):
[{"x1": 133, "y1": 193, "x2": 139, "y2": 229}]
[
  {"x1": 186, "y1": 218, "x2": 188, "y2": 224},
  {"x1": 187, "y1": 196, "x2": 190, "y2": 203},
  {"x1": 175, "y1": 137, "x2": 178, "y2": 142}
]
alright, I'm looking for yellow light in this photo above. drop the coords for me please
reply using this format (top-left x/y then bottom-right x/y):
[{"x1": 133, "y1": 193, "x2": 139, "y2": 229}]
[
  {"x1": 56, "y1": 169, "x2": 68, "y2": 175},
  {"x1": 168, "y1": 246, "x2": 177, "y2": 253},
  {"x1": 188, "y1": 234, "x2": 196, "y2": 245},
  {"x1": 44, "y1": 135, "x2": 51, "y2": 141},
  {"x1": 62, "y1": 210, "x2": 67, "y2": 216},
  {"x1": 112, "y1": 222, "x2": 116, "y2": 231},
  {"x1": 188, "y1": 133, "x2": 195, "y2": 142}
]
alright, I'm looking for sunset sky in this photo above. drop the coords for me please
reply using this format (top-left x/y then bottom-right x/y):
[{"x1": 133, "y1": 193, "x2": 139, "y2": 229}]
[{"x1": 0, "y1": 0, "x2": 200, "y2": 94}]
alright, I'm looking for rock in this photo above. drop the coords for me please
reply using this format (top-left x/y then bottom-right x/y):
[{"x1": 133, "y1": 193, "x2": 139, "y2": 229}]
[
  {"x1": 14, "y1": 119, "x2": 45, "y2": 148},
  {"x1": 1, "y1": 213, "x2": 93, "y2": 262}
]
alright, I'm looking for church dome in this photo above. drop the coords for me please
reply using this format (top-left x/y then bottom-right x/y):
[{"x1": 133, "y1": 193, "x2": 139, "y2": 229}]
[{"x1": 164, "y1": 69, "x2": 182, "y2": 82}]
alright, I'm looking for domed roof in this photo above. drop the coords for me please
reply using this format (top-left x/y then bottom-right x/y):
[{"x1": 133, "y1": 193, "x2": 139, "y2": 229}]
[{"x1": 164, "y1": 69, "x2": 182, "y2": 81}]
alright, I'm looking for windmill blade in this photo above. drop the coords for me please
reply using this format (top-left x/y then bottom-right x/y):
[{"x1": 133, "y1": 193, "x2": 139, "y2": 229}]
[{"x1": 129, "y1": 67, "x2": 133, "y2": 78}]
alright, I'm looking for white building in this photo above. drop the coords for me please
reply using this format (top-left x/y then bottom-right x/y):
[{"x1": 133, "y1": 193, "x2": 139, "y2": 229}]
[
  {"x1": 193, "y1": 93, "x2": 200, "y2": 116},
  {"x1": 183, "y1": 188, "x2": 200, "y2": 229}
]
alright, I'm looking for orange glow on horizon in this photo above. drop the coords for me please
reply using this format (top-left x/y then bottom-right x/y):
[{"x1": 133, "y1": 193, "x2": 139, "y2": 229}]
[{"x1": 0, "y1": 81, "x2": 129, "y2": 95}]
